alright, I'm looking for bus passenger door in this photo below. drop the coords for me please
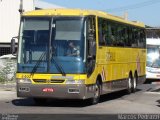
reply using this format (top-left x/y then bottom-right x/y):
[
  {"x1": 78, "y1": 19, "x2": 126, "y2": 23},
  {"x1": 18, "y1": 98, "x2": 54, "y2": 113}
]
[{"x1": 86, "y1": 16, "x2": 96, "y2": 76}]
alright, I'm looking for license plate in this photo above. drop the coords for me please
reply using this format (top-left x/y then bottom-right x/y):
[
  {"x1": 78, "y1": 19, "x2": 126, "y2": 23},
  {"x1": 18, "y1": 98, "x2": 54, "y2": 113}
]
[{"x1": 42, "y1": 88, "x2": 54, "y2": 92}]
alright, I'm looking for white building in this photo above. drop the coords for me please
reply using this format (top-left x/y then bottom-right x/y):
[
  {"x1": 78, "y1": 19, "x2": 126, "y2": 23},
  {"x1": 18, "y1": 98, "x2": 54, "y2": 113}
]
[{"x1": 0, "y1": 0, "x2": 63, "y2": 56}]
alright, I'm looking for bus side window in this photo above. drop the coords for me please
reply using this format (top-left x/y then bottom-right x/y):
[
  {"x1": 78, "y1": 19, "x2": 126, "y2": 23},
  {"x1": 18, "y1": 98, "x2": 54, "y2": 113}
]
[
  {"x1": 110, "y1": 23, "x2": 117, "y2": 46},
  {"x1": 107, "y1": 22, "x2": 116, "y2": 46},
  {"x1": 127, "y1": 27, "x2": 132, "y2": 47},
  {"x1": 86, "y1": 16, "x2": 96, "y2": 76},
  {"x1": 98, "y1": 18, "x2": 106, "y2": 46},
  {"x1": 137, "y1": 28, "x2": 145, "y2": 48},
  {"x1": 131, "y1": 28, "x2": 138, "y2": 47},
  {"x1": 87, "y1": 16, "x2": 96, "y2": 56},
  {"x1": 106, "y1": 23, "x2": 112, "y2": 46},
  {"x1": 117, "y1": 24, "x2": 126, "y2": 47},
  {"x1": 139, "y1": 29, "x2": 146, "y2": 48}
]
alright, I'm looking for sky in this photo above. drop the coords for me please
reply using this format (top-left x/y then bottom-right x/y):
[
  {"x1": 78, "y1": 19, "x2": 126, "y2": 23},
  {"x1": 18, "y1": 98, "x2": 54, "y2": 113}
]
[{"x1": 43, "y1": 0, "x2": 160, "y2": 27}]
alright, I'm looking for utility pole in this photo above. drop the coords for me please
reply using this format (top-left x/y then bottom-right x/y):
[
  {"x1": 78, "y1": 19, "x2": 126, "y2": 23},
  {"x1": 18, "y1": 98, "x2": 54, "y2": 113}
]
[
  {"x1": 19, "y1": 0, "x2": 24, "y2": 15},
  {"x1": 123, "y1": 11, "x2": 128, "y2": 20}
]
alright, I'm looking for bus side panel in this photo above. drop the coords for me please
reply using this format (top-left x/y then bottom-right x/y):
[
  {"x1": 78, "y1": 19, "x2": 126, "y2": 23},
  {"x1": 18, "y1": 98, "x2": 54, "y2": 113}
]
[{"x1": 94, "y1": 46, "x2": 146, "y2": 94}]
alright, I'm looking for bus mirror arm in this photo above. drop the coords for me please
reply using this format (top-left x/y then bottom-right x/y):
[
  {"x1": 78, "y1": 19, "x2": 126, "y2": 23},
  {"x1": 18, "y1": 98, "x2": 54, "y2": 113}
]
[
  {"x1": 10, "y1": 36, "x2": 18, "y2": 55},
  {"x1": 87, "y1": 55, "x2": 95, "y2": 61}
]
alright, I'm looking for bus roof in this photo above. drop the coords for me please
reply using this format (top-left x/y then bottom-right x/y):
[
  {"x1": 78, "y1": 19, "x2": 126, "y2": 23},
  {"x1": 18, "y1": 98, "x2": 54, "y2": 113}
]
[{"x1": 23, "y1": 9, "x2": 145, "y2": 28}]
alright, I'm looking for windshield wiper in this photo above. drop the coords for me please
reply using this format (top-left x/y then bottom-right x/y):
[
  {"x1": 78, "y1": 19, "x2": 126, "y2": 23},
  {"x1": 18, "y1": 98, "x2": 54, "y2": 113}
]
[
  {"x1": 31, "y1": 52, "x2": 46, "y2": 76},
  {"x1": 30, "y1": 51, "x2": 66, "y2": 76},
  {"x1": 52, "y1": 57, "x2": 66, "y2": 76}
]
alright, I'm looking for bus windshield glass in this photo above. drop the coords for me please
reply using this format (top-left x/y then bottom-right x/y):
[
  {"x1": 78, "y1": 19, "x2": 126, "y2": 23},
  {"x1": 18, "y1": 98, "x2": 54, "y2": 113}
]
[
  {"x1": 17, "y1": 17, "x2": 85, "y2": 74},
  {"x1": 147, "y1": 45, "x2": 160, "y2": 67},
  {"x1": 147, "y1": 58, "x2": 160, "y2": 68}
]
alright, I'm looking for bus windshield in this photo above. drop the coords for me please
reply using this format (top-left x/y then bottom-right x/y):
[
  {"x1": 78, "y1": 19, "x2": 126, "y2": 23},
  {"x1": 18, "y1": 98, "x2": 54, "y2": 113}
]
[
  {"x1": 17, "y1": 17, "x2": 85, "y2": 74},
  {"x1": 147, "y1": 45, "x2": 160, "y2": 67},
  {"x1": 147, "y1": 58, "x2": 160, "y2": 68}
]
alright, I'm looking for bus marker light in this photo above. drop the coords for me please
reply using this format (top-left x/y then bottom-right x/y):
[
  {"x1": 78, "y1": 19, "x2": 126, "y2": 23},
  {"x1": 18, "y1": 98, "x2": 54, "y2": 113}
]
[{"x1": 42, "y1": 88, "x2": 54, "y2": 92}]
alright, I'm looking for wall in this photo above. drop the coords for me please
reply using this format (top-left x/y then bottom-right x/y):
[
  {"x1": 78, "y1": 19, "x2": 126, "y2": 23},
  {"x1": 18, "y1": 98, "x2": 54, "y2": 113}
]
[{"x1": 0, "y1": 0, "x2": 34, "y2": 43}]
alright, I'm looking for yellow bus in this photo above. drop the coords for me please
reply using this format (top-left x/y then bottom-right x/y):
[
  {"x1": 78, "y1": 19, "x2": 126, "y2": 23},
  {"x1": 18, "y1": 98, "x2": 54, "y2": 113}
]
[{"x1": 16, "y1": 9, "x2": 146, "y2": 105}]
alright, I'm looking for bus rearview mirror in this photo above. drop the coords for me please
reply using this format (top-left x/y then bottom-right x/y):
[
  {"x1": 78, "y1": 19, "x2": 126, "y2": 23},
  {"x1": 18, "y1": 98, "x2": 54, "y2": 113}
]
[{"x1": 11, "y1": 38, "x2": 16, "y2": 54}]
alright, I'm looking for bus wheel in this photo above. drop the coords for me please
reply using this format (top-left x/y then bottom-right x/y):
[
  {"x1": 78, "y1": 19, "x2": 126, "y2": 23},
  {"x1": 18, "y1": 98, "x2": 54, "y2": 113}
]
[
  {"x1": 132, "y1": 74, "x2": 137, "y2": 92},
  {"x1": 90, "y1": 80, "x2": 101, "y2": 105},
  {"x1": 127, "y1": 75, "x2": 132, "y2": 94},
  {"x1": 33, "y1": 98, "x2": 47, "y2": 105}
]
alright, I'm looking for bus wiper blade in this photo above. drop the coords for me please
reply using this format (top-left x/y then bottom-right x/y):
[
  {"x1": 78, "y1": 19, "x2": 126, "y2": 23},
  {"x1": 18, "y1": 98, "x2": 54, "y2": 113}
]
[
  {"x1": 52, "y1": 58, "x2": 66, "y2": 76},
  {"x1": 31, "y1": 52, "x2": 46, "y2": 76}
]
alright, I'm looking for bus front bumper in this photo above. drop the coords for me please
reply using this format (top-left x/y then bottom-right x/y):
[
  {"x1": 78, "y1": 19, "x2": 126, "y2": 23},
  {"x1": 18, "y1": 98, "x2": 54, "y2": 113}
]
[
  {"x1": 17, "y1": 83, "x2": 94, "y2": 100},
  {"x1": 146, "y1": 71, "x2": 160, "y2": 79}
]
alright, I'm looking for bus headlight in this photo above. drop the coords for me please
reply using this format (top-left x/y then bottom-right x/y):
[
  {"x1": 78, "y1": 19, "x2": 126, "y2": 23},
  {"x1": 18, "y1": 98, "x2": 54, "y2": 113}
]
[
  {"x1": 66, "y1": 80, "x2": 84, "y2": 84},
  {"x1": 17, "y1": 78, "x2": 32, "y2": 84}
]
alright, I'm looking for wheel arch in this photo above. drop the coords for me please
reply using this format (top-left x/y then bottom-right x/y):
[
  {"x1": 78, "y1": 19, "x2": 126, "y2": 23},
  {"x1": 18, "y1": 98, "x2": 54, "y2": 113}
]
[
  {"x1": 96, "y1": 74, "x2": 102, "y2": 85},
  {"x1": 96, "y1": 74, "x2": 103, "y2": 94},
  {"x1": 129, "y1": 71, "x2": 133, "y2": 79}
]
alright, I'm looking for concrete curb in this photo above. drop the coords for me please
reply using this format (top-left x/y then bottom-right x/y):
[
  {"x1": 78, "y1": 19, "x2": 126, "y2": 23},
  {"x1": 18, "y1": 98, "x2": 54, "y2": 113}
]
[{"x1": 0, "y1": 83, "x2": 16, "y2": 91}]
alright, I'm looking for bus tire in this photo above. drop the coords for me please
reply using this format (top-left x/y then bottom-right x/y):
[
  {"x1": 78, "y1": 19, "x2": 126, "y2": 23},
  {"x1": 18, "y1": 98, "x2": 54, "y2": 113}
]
[
  {"x1": 127, "y1": 75, "x2": 132, "y2": 94},
  {"x1": 132, "y1": 74, "x2": 137, "y2": 93},
  {"x1": 33, "y1": 98, "x2": 47, "y2": 105},
  {"x1": 90, "y1": 80, "x2": 101, "y2": 105}
]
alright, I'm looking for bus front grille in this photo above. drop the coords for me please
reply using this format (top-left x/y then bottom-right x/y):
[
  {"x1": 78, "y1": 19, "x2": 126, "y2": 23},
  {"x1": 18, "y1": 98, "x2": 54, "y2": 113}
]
[
  {"x1": 32, "y1": 79, "x2": 65, "y2": 83},
  {"x1": 33, "y1": 79, "x2": 46, "y2": 83}
]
